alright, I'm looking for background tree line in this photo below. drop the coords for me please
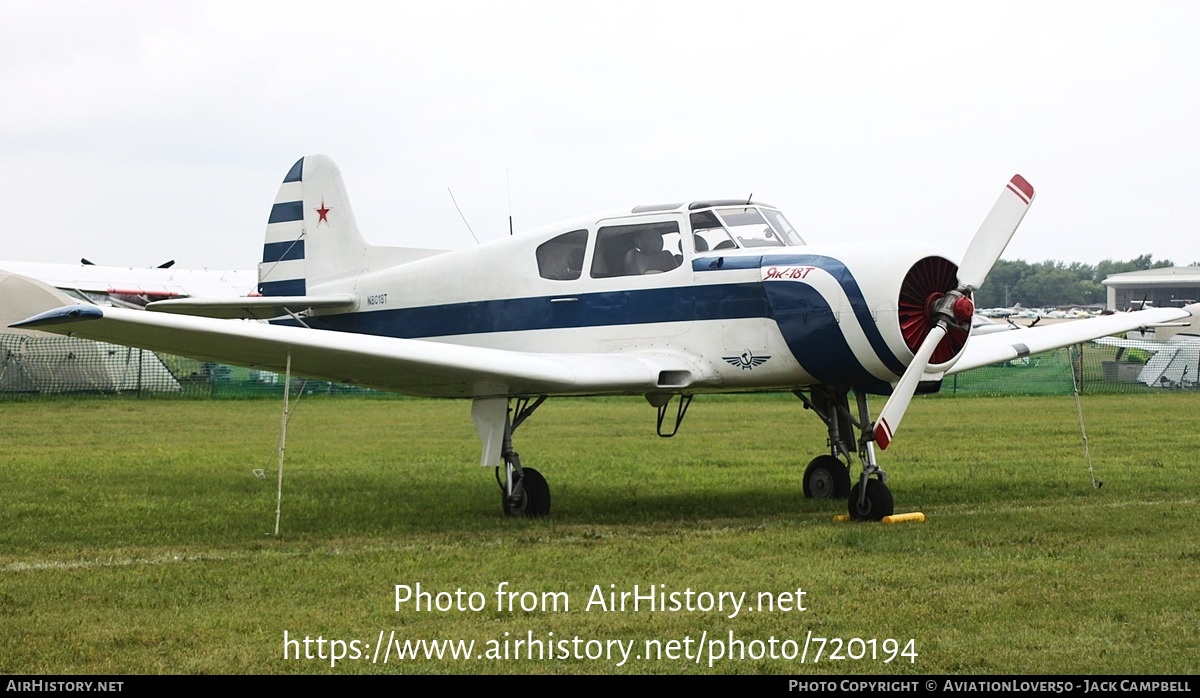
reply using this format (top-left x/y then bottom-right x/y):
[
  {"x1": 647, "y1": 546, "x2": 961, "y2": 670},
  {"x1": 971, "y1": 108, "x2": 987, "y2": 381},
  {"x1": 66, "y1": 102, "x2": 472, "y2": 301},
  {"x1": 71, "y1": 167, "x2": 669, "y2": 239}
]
[{"x1": 973, "y1": 255, "x2": 1190, "y2": 308}]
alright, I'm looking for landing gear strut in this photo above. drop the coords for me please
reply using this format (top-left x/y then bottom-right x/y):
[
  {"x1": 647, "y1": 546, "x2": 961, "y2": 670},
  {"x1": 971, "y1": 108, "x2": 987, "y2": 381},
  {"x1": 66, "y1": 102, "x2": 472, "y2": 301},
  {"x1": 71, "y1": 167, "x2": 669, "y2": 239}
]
[
  {"x1": 796, "y1": 386, "x2": 894, "y2": 520},
  {"x1": 486, "y1": 396, "x2": 551, "y2": 517},
  {"x1": 498, "y1": 462, "x2": 550, "y2": 517}
]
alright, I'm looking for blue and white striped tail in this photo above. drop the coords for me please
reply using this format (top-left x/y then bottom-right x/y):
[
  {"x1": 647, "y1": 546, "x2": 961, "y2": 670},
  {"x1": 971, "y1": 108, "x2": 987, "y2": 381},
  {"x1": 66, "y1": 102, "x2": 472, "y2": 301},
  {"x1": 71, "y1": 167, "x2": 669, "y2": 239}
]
[
  {"x1": 258, "y1": 155, "x2": 368, "y2": 297},
  {"x1": 259, "y1": 158, "x2": 307, "y2": 296}
]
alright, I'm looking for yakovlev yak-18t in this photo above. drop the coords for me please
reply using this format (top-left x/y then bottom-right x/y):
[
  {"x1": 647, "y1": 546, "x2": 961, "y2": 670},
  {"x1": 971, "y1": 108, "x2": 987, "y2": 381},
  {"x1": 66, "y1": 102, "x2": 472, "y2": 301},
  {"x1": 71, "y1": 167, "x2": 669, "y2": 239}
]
[{"x1": 14, "y1": 156, "x2": 1195, "y2": 519}]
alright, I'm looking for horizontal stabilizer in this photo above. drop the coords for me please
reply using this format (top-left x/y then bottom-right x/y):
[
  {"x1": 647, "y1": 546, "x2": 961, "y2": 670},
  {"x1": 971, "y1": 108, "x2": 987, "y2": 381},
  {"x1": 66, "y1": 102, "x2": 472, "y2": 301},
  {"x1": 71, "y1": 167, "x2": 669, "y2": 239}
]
[{"x1": 146, "y1": 294, "x2": 357, "y2": 319}]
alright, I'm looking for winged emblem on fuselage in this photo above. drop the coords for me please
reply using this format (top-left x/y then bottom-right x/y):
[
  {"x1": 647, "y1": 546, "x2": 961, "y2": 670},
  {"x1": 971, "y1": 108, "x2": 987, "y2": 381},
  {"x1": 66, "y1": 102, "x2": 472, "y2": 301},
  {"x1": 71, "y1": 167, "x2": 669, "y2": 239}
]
[{"x1": 723, "y1": 350, "x2": 771, "y2": 370}]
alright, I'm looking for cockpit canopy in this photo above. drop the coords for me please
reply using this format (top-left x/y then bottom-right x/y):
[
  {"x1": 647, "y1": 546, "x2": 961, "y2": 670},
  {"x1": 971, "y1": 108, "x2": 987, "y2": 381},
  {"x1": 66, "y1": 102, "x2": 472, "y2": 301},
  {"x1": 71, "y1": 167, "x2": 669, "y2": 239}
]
[
  {"x1": 689, "y1": 204, "x2": 804, "y2": 251},
  {"x1": 536, "y1": 202, "x2": 803, "y2": 281}
]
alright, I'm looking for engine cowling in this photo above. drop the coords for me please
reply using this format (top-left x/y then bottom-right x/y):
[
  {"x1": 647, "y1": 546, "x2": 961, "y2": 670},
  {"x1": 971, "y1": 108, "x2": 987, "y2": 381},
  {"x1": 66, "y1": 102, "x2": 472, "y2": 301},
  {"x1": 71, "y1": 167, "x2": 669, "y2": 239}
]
[
  {"x1": 897, "y1": 255, "x2": 970, "y2": 366},
  {"x1": 760, "y1": 242, "x2": 968, "y2": 392}
]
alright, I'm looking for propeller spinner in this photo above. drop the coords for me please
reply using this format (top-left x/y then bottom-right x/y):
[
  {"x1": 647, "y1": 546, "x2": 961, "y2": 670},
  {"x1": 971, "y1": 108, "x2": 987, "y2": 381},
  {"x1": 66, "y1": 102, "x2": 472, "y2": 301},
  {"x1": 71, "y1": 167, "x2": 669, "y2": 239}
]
[{"x1": 874, "y1": 175, "x2": 1035, "y2": 449}]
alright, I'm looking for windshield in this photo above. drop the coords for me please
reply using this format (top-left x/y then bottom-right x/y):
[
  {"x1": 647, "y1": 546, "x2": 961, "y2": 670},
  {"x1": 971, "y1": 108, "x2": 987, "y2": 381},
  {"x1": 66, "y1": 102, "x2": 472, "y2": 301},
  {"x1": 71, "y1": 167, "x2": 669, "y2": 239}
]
[
  {"x1": 715, "y1": 207, "x2": 797, "y2": 248},
  {"x1": 761, "y1": 208, "x2": 804, "y2": 245}
]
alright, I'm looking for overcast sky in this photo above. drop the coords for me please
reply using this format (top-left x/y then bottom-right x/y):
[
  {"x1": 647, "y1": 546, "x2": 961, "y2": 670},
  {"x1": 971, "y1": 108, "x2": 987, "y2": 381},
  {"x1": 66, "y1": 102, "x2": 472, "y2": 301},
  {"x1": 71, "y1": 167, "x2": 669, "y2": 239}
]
[{"x1": 2, "y1": 1, "x2": 1197, "y2": 271}]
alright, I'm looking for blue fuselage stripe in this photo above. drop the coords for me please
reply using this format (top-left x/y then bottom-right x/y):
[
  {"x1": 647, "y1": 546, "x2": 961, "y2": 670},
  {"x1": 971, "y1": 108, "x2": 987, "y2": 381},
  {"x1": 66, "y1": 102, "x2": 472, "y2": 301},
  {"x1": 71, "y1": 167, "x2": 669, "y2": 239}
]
[
  {"x1": 282, "y1": 259, "x2": 905, "y2": 389},
  {"x1": 696, "y1": 254, "x2": 906, "y2": 376},
  {"x1": 763, "y1": 282, "x2": 887, "y2": 389},
  {"x1": 763, "y1": 253, "x2": 906, "y2": 376},
  {"x1": 298, "y1": 282, "x2": 771, "y2": 338}
]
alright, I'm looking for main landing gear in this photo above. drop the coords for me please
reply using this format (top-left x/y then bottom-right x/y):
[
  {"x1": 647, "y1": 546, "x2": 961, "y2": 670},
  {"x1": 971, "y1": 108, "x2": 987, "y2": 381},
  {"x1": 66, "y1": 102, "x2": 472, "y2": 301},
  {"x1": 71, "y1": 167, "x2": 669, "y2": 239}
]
[
  {"x1": 499, "y1": 463, "x2": 550, "y2": 517},
  {"x1": 476, "y1": 396, "x2": 551, "y2": 517},
  {"x1": 796, "y1": 386, "x2": 895, "y2": 521}
]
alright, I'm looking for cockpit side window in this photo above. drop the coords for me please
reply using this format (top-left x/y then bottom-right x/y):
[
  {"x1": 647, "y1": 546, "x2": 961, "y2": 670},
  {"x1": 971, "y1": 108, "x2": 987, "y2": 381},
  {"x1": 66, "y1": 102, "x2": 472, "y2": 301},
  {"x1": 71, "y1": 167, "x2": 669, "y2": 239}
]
[
  {"x1": 590, "y1": 221, "x2": 682, "y2": 278},
  {"x1": 689, "y1": 211, "x2": 737, "y2": 252},
  {"x1": 536, "y1": 229, "x2": 589, "y2": 280}
]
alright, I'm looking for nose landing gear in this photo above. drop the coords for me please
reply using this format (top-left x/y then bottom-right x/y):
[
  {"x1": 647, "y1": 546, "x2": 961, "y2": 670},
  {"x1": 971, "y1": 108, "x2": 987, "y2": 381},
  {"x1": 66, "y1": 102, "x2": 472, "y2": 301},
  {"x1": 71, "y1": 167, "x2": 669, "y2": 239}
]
[{"x1": 796, "y1": 386, "x2": 895, "y2": 521}]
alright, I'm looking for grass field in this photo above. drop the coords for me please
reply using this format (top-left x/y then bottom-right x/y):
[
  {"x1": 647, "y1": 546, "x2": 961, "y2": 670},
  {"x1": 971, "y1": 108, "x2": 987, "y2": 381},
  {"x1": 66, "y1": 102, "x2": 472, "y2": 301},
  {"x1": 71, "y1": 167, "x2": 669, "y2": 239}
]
[{"x1": 1, "y1": 393, "x2": 1197, "y2": 674}]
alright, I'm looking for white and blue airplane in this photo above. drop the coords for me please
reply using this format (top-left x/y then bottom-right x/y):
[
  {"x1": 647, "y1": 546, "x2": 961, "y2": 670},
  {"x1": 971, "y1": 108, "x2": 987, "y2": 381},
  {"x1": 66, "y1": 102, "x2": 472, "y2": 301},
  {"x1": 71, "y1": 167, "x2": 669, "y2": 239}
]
[{"x1": 13, "y1": 156, "x2": 1196, "y2": 520}]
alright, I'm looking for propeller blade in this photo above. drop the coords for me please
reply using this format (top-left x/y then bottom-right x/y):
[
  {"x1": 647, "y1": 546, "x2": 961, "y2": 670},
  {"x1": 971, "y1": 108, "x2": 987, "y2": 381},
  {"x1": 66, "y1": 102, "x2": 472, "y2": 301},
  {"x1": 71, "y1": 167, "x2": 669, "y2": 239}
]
[
  {"x1": 957, "y1": 175, "x2": 1035, "y2": 290},
  {"x1": 874, "y1": 175, "x2": 1035, "y2": 452},
  {"x1": 873, "y1": 324, "x2": 946, "y2": 450}
]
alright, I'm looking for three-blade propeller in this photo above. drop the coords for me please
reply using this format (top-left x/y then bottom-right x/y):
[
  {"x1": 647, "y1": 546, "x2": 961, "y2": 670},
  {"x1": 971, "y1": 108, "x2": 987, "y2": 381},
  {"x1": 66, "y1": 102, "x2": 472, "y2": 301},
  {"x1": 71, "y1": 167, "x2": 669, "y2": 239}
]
[{"x1": 874, "y1": 175, "x2": 1035, "y2": 450}]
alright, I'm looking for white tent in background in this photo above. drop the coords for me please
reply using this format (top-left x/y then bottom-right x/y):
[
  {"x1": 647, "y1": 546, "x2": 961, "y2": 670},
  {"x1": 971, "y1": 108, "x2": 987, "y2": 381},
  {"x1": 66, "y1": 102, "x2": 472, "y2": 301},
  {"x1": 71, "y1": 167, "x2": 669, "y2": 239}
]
[
  {"x1": 0, "y1": 268, "x2": 182, "y2": 393},
  {"x1": 0, "y1": 333, "x2": 181, "y2": 393}
]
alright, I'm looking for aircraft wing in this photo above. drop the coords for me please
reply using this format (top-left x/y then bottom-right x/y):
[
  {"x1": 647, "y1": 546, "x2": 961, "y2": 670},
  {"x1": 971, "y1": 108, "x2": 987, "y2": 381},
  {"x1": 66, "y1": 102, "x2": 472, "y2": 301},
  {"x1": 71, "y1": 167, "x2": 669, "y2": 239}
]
[
  {"x1": 948, "y1": 305, "x2": 1197, "y2": 375},
  {"x1": 10, "y1": 304, "x2": 716, "y2": 398}
]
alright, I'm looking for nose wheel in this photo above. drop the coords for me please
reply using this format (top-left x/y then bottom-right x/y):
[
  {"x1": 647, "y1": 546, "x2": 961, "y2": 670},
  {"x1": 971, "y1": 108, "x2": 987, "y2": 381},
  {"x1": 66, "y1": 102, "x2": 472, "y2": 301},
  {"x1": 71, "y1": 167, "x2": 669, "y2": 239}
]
[
  {"x1": 848, "y1": 477, "x2": 894, "y2": 521},
  {"x1": 796, "y1": 387, "x2": 897, "y2": 520}
]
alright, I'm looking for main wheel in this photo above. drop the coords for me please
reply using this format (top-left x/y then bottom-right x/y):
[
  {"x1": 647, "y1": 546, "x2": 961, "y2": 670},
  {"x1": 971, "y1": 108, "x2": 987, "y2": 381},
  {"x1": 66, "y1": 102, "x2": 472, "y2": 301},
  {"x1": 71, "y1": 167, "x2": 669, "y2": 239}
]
[
  {"x1": 802, "y1": 455, "x2": 851, "y2": 499},
  {"x1": 847, "y1": 479, "x2": 894, "y2": 521},
  {"x1": 502, "y1": 467, "x2": 551, "y2": 517}
]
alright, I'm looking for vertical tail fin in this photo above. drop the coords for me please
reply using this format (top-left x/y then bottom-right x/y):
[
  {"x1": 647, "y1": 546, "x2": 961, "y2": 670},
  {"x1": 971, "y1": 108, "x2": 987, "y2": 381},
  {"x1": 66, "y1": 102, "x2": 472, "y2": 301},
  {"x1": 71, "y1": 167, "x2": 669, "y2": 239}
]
[{"x1": 258, "y1": 155, "x2": 369, "y2": 296}]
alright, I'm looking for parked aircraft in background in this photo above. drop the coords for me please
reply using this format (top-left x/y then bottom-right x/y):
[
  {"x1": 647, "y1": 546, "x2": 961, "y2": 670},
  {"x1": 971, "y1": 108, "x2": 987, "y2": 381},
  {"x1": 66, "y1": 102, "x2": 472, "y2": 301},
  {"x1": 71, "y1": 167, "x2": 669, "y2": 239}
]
[
  {"x1": 980, "y1": 304, "x2": 1022, "y2": 318},
  {"x1": 971, "y1": 313, "x2": 1018, "y2": 335},
  {"x1": 0, "y1": 261, "x2": 255, "y2": 394},
  {"x1": 1095, "y1": 321, "x2": 1200, "y2": 389},
  {"x1": 0, "y1": 268, "x2": 187, "y2": 393},
  {"x1": 12, "y1": 156, "x2": 1195, "y2": 520},
  {"x1": 0, "y1": 259, "x2": 255, "y2": 309}
]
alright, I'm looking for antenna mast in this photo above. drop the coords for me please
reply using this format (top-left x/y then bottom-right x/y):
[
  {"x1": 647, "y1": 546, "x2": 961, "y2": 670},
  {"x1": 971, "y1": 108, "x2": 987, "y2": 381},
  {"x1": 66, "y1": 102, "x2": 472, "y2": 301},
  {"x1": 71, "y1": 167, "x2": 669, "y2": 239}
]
[
  {"x1": 507, "y1": 167, "x2": 514, "y2": 236},
  {"x1": 447, "y1": 187, "x2": 481, "y2": 245}
]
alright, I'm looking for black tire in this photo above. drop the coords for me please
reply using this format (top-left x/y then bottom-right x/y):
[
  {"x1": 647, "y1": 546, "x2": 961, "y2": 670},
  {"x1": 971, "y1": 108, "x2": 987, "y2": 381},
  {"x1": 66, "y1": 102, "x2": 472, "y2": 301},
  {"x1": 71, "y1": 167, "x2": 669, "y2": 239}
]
[
  {"x1": 847, "y1": 479, "x2": 894, "y2": 521},
  {"x1": 502, "y1": 467, "x2": 551, "y2": 517},
  {"x1": 802, "y1": 455, "x2": 851, "y2": 499}
]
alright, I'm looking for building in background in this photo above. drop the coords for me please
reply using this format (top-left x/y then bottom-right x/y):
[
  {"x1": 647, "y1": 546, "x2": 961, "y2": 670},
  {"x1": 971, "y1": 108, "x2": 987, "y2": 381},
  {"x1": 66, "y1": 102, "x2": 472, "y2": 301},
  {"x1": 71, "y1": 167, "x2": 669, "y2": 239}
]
[{"x1": 1104, "y1": 266, "x2": 1200, "y2": 319}]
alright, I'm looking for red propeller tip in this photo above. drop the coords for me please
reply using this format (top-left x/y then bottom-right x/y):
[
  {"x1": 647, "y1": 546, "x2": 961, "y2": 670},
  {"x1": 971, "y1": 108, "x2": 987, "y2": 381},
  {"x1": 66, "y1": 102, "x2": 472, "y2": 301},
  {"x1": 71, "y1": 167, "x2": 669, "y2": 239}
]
[
  {"x1": 1008, "y1": 175, "x2": 1034, "y2": 205},
  {"x1": 874, "y1": 420, "x2": 892, "y2": 450}
]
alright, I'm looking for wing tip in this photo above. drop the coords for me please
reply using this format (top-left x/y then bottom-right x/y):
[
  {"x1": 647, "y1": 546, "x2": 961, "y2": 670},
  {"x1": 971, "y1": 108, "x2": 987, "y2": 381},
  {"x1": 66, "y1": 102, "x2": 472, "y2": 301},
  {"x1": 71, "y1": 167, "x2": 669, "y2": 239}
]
[{"x1": 9, "y1": 304, "x2": 103, "y2": 329}]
